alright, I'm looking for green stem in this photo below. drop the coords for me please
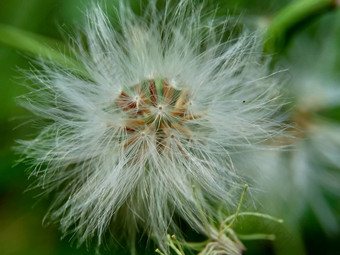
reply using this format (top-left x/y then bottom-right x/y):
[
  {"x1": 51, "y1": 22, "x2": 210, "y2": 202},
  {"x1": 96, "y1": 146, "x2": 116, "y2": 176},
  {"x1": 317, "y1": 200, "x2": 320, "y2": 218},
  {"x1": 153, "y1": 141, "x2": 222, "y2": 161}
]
[
  {"x1": 180, "y1": 241, "x2": 207, "y2": 251},
  {"x1": 0, "y1": 23, "x2": 87, "y2": 77},
  {"x1": 170, "y1": 235, "x2": 186, "y2": 255},
  {"x1": 167, "y1": 234, "x2": 184, "y2": 255},
  {"x1": 220, "y1": 184, "x2": 248, "y2": 233},
  {"x1": 264, "y1": 0, "x2": 339, "y2": 53},
  {"x1": 237, "y1": 233, "x2": 276, "y2": 241},
  {"x1": 155, "y1": 248, "x2": 166, "y2": 255},
  {"x1": 223, "y1": 211, "x2": 283, "y2": 224},
  {"x1": 192, "y1": 185, "x2": 211, "y2": 237}
]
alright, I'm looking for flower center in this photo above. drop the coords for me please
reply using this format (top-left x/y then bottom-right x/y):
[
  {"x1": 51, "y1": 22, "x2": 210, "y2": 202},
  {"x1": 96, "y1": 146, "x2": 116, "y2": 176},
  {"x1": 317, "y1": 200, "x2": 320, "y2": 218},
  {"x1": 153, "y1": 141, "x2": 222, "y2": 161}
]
[{"x1": 115, "y1": 78, "x2": 203, "y2": 153}]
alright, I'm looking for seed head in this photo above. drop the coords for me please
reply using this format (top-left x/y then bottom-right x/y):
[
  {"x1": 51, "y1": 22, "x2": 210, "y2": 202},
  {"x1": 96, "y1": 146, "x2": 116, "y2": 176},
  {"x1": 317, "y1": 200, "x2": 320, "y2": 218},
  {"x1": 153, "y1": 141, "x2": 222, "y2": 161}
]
[{"x1": 17, "y1": 0, "x2": 286, "y2": 252}]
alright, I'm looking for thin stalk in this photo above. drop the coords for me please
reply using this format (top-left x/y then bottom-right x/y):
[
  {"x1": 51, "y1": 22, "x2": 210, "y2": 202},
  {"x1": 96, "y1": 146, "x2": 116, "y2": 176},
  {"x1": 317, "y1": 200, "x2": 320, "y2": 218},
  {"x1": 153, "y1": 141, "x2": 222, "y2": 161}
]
[
  {"x1": 171, "y1": 235, "x2": 186, "y2": 255},
  {"x1": 224, "y1": 212, "x2": 284, "y2": 224},
  {"x1": 167, "y1": 234, "x2": 184, "y2": 255},
  {"x1": 155, "y1": 248, "x2": 166, "y2": 255},
  {"x1": 220, "y1": 184, "x2": 248, "y2": 234},
  {"x1": 192, "y1": 185, "x2": 211, "y2": 237},
  {"x1": 264, "y1": 0, "x2": 339, "y2": 53},
  {"x1": 180, "y1": 241, "x2": 207, "y2": 251},
  {"x1": 237, "y1": 233, "x2": 276, "y2": 241}
]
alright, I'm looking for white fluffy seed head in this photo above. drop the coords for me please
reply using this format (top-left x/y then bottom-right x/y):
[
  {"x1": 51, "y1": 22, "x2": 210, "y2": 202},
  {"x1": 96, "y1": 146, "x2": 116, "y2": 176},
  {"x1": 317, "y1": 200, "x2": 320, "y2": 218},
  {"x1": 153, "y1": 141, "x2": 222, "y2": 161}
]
[{"x1": 17, "y1": 0, "x2": 286, "y2": 252}]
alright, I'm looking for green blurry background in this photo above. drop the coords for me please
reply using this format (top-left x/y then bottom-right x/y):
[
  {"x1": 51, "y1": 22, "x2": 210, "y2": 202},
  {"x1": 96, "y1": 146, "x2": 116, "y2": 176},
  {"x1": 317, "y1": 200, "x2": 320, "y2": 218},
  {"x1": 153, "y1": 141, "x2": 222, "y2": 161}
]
[{"x1": 0, "y1": 0, "x2": 339, "y2": 254}]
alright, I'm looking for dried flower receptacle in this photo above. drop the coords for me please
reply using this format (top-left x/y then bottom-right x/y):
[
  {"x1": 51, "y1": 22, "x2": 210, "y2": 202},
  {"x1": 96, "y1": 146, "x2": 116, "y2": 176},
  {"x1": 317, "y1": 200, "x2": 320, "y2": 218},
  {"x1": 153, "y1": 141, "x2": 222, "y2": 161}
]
[{"x1": 113, "y1": 78, "x2": 205, "y2": 156}]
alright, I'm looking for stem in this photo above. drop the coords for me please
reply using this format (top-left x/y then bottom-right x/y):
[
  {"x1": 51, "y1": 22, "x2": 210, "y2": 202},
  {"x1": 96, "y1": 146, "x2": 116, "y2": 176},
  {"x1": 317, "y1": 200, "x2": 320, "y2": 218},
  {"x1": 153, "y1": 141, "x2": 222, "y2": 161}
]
[
  {"x1": 180, "y1": 241, "x2": 207, "y2": 251},
  {"x1": 264, "y1": 0, "x2": 339, "y2": 53},
  {"x1": 237, "y1": 233, "x2": 276, "y2": 241},
  {"x1": 167, "y1": 234, "x2": 184, "y2": 255},
  {"x1": 224, "y1": 212, "x2": 284, "y2": 224},
  {"x1": 220, "y1": 184, "x2": 248, "y2": 233},
  {"x1": 0, "y1": 23, "x2": 87, "y2": 77},
  {"x1": 155, "y1": 249, "x2": 166, "y2": 255},
  {"x1": 192, "y1": 185, "x2": 211, "y2": 237},
  {"x1": 170, "y1": 235, "x2": 186, "y2": 255}
]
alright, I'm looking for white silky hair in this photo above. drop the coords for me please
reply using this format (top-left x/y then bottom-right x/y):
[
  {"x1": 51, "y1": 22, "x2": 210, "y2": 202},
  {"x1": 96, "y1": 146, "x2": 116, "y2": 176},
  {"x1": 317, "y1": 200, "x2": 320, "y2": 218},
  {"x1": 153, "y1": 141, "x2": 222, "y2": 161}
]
[{"x1": 17, "y1": 0, "x2": 286, "y2": 252}]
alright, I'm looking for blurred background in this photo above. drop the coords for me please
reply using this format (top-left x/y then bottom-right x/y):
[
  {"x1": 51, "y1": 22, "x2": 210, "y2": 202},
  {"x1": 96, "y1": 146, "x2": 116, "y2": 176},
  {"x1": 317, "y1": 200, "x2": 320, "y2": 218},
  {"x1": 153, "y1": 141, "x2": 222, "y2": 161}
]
[{"x1": 0, "y1": 0, "x2": 339, "y2": 254}]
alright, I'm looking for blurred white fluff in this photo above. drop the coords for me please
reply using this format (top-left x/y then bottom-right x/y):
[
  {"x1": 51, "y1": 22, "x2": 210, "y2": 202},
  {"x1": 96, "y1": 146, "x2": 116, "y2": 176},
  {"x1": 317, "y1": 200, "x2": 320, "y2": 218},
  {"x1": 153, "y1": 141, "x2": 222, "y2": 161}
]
[
  {"x1": 240, "y1": 123, "x2": 340, "y2": 233},
  {"x1": 17, "y1": 0, "x2": 285, "y2": 251},
  {"x1": 238, "y1": 27, "x2": 340, "y2": 234}
]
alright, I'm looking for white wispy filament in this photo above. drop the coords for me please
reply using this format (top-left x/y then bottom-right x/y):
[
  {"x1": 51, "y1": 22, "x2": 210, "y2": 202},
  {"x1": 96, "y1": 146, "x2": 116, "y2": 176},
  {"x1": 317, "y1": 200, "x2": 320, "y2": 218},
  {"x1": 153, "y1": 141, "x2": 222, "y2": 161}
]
[{"x1": 18, "y1": 0, "x2": 285, "y2": 252}]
